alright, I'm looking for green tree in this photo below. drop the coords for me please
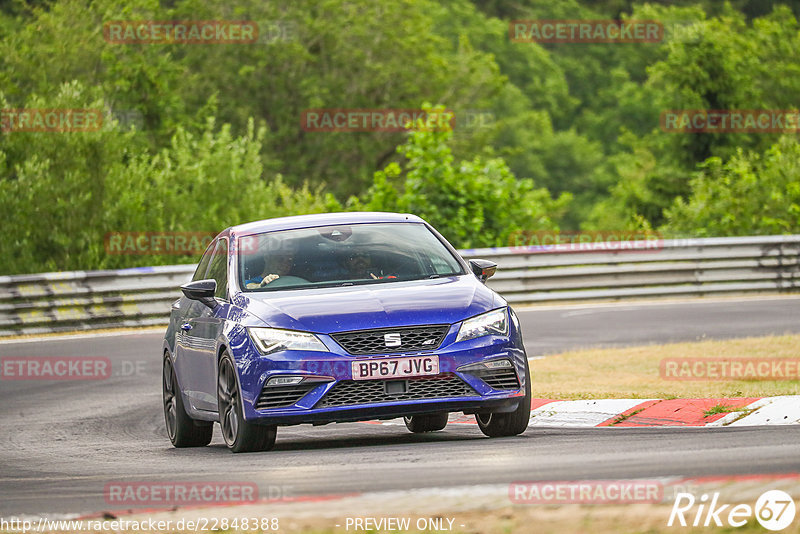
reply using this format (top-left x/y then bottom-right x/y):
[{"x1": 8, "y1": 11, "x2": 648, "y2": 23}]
[
  {"x1": 0, "y1": 83, "x2": 338, "y2": 274},
  {"x1": 663, "y1": 136, "x2": 800, "y2": 237},
  {"x1": 352, "y1": 111, "x2": 569, "y2": 248},
  {"x1": 167, "y1": 0, "x2": 510, "y2": 197},
  {"x1": 0, "y1": 0, "x2": 514, "y2": 199},
  {"x1": 593, "y1": 5, "x2": 800, "y2": 230},
  {"x1": 0, "y1": 82, "x2": 143, "y2": 273}
]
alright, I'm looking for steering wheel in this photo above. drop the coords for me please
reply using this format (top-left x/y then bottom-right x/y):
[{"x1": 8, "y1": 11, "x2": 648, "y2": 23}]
[{"x1": 263, "y1": 275, "x2": 309, "y2": 288}]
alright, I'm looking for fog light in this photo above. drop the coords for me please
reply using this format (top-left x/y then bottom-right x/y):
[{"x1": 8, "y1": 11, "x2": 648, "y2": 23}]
[
  {"x1": 484, "y1": 359, "x2": 513, "y2": 369},
  {"x1": 457, "y1": 359, "x2": 513, "y2": 372},
  {"x1": 266, "y1": 376, "x2": 304, "y2": 387}
]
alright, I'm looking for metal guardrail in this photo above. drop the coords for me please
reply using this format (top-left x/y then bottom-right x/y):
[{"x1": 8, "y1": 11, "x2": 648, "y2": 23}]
[
  {"x1": 463, "y1": 234, "x2": 800, "y2": 304},
  {"x1": 1, "y1": 235, "x2": 798, "y2": 336}
]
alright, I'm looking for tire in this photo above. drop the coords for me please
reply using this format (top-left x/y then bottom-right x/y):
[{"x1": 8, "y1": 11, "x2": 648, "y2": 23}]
[
  {"x1": 404, "y1": 412, "x2": 449, "y2": 433},
  {"x1": 163, "y1": 354, "x2": 213, "y2": 448},
  {"x1": 475, "y1": 359, "x2": 531, "y2": 438},
  {"x1": 217, "y1": 353, "x2": 277, "y2": 453}
]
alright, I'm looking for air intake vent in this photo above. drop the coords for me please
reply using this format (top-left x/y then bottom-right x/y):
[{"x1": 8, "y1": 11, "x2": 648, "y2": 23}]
[
  {"x1": 316, "y1": 373, "x2": 475, "y2": 408},
  {"x1": 472, "y1": 368, "x2": 520, "y2": 390},
  {"x1": 255, "y1": 383, "x2": 318, "y2": 410}
]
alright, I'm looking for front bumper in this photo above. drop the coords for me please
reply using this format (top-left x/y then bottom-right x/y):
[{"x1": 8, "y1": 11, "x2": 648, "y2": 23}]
[{"x1": 231, "y1": 322, "x2": 528, "y2": 426}]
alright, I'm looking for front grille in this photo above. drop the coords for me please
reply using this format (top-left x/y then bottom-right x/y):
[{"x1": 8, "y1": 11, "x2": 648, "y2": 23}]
[
  {"x1": 473, "y1": 368, "x2": 520, "y2": 390},
  {"x1": 316, "y1": 373, "x2": 476, "y2": 408},
  {"x1": 255, "y1": 383, "x2": 318, "y2": 410},
  {"x1": 331, "y1": 325, "x2": 450, "y2": 355}
]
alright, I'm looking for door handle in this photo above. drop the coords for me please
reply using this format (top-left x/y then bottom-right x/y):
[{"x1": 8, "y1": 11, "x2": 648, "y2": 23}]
[{"x1": 180, "y1": 323, "x2": 193, "y2": 331}]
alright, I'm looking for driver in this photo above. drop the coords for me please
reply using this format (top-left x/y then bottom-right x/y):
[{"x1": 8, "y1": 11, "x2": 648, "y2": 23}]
[{"x1": 245, "y1": 242, "x2": 297, "y2": 288}]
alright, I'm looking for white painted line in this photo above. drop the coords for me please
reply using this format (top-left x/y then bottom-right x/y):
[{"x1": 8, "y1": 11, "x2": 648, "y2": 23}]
[{"x1": 528, "y1": 399, "x2": 653, "y2": 427}]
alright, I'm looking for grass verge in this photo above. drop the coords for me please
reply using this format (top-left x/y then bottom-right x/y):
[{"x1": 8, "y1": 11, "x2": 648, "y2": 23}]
[{"x1": 530, "y1": 334, "x2": 800, "y2": 399}]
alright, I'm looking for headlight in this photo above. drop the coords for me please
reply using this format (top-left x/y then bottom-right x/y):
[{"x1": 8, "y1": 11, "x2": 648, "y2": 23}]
[
  {"x1": 455, "y1": 308, "x2": 508, "y2": 343},
  {"x1": 248, "y1": 327, "x2": 328, "y2": 354}
]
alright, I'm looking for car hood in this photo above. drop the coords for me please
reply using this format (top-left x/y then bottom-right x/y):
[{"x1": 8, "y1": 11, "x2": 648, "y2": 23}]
[{"x1": 236, "y1": 275, "x2": 500, "y2": 333}]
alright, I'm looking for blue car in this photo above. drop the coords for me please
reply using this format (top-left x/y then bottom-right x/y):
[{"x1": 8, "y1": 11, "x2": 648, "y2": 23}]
[{"x1": 162, "y1": 212, "x2": 531, "y2": 452}]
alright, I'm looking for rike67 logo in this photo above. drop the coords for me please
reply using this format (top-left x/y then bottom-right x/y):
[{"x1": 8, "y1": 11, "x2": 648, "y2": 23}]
[{"x1": 669, "y1": 490, "x2": 796, "y2": 531}]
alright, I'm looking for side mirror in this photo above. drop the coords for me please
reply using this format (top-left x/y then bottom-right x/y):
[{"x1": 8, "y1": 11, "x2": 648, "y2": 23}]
[
  {"x1": 469, "y1": 259, "x2": 497, "y2": 283},
  {"x1": 180, "y1": 279, "x2": 218, "y2": 309}
]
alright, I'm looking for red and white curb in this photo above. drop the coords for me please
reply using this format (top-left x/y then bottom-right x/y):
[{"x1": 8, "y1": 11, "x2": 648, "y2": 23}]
[
  {"x1": 707, "y1": 396, "x2": 800, "y2": 427},
  {"x1": 525, "y1": 397, "x2": 786, "y2": 427},
  {"x1": 365, "y1": 396, "x2": 800, "y2": 427}
]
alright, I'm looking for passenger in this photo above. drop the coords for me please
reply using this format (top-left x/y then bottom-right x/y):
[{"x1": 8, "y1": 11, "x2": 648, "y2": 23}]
[
  {"x1": 344, "y1": 250, "x2": 376, "y2": 279},
  {"x1": 342, "y1": 250, "x2": 395, "y2": 280}
]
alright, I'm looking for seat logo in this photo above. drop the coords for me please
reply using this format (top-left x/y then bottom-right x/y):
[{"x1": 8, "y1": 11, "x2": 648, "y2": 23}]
[{"x1": 384, "y1": 333, "x2": 402, "y2": 347}]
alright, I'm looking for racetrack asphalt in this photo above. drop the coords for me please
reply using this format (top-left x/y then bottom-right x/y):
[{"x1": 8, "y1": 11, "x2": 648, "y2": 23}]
[{"x1": 1, "y1": 295, "x2": 798, "y2": 516}]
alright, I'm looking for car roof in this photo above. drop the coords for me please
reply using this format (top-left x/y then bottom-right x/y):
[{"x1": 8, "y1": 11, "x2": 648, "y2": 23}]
[{"x1": 229, "y1": 212, "x2": 426, "y2": 237}]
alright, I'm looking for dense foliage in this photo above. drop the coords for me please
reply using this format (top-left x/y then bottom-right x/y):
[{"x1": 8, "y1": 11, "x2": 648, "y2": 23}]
[
  {"x1": 352, "y1": 109, "x2": 569, "y2": 248},
  {"x1": 664, "y1": 136, "x2": 800, "y2": 236},
  {"x1": 0, "y1": 0, "x2": 798, "y2": 273}
]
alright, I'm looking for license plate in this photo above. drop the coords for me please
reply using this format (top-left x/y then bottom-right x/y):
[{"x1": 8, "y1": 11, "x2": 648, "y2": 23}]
[{"x1": 351, "y1": 355, "x2": 439, "y2": 381}]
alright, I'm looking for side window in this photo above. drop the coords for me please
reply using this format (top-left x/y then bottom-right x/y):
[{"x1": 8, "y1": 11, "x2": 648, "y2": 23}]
[
  {"x1": 206, "y1": 238, "x2": 228, "y2": 300},
  {"x1": 191, "y1": 240, "x2": 216, "y2": 281}
]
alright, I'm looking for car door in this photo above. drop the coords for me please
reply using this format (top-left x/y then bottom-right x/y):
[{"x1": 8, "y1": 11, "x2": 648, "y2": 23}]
[
  {"x1": 174, "y1": 239, "x2": 218, "y2": 412},
  {"x1": 184, "y1": 238, "x2": 230, "y2": 412}
]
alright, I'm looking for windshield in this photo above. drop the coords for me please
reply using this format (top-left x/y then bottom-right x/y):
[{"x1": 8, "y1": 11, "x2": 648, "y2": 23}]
[{"x1": 238, "y1": 222, "x2": 465, "y2": 292}]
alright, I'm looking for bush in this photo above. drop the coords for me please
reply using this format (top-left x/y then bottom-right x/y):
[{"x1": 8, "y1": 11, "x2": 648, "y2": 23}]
[
  {"x1": 351, "y1": 110, "x2": 569, "y2": 248},
  {"x1": 663, "y1": 136, "x2": 800, "y2": 236},
  {"x1": 0, "y1": 83, "x2": 339, "y2": 274}
]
